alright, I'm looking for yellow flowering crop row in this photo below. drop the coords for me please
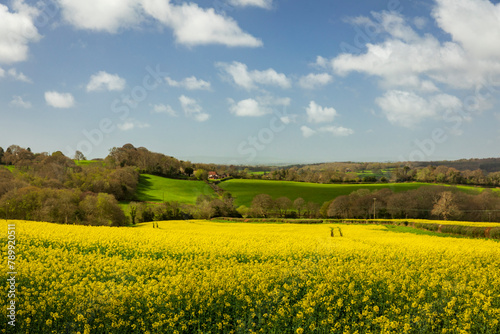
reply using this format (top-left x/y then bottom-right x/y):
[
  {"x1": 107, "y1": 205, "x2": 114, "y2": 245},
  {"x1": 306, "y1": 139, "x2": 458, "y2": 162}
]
[{"x1": 1, "y1": 219, "x2": 500, "y2": 333}]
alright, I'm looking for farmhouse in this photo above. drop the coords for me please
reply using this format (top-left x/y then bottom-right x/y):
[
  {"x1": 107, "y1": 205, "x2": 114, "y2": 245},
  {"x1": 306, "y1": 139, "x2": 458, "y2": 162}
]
[{"x1": 208, "y1": 171, "x2": 219, "y2": 179}]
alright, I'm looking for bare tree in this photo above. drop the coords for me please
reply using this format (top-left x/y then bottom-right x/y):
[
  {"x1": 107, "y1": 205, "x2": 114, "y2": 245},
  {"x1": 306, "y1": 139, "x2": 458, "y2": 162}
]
[
  {"x1": 275, "y1": 197, "x2": 292, "y2": 217},
  {"x1": 431, "y1": 191, "x2": 461, "y2": 220},
  {"x1": 293, "y1": 197, "x2": 305, "y2": 218},
  {"x1": 74, "y1": 150, "x2": 86, "y2": 162}
]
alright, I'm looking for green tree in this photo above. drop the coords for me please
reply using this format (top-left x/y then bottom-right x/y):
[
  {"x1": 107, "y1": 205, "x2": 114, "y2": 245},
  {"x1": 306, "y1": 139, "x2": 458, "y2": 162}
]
[{"x1": 184, "y1": 166, "x2": 194, "y2": 176}]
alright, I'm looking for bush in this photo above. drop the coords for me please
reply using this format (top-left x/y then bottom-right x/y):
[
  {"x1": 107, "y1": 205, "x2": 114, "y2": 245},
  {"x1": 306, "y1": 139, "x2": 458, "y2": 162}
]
[
  {"x1": 464, "y1": 227, "x2": 486, "y2": 238},
  {"x1": 488, "y1": 227, "x2": 500, "y2": 239}
]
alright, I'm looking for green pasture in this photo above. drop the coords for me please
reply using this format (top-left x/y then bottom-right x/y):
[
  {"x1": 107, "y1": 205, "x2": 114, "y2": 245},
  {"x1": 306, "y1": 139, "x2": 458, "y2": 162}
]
[
  {"x1": 218, "y1": 179, "x2": 486, "y2": 207},
  {"x1": 135, "y1": 174, "x2": 215, "y2": 204}
]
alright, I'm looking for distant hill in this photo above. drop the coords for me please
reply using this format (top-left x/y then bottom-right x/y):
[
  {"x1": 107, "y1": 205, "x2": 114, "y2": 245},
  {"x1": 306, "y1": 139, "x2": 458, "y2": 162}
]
[{"x1": 413, "y1": 158, "x2": 500, "y2": 172}]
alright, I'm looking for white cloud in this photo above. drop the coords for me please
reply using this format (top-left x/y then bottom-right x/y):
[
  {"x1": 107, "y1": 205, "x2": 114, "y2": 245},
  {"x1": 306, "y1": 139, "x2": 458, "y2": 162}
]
[
  {"x1": 0, "y1": 67, "x2": 4, "y2": 77},
  {"x1": 86, "y1": 71, "x2": 126, "y2": 92},
  {"x1": 280, "y1": 115, "x2": 296, "y2": 124},
  {"x1": 7, "y1": 68, "x2": 32, "y2": 82},
  {"x1": 299, "y1": 73, "x2": 333, "y2": 89},
  {"x1": 228, "y1": 95, "x2": 290, "y2": 117},
  {"x1": 229, "y1": 98, "x2": 264, "y2": 117},
  {"x1": 306, "y1": 101, "x2": 338, "y2": 124},
  {"x1": 0, "y1": 1, "x2": 41, "y2": 64},
  {"x1": 165, "y1": 76, "x2": 211, "y2": 90},
  {"x1": 141, "y1": 0, "x2": 262, "y2": 47},
  {"x1": 117, "y1": 119, "x2": 150, "y2": 131},
  {"x1": 179, "y1": 95, "x2": 210, "y2": 122},
  {"x1": 328, "y1": 8, "x2": 500, "y2": 91},
  {"x1": 313, "y1": 56, "x2": 329, "y2": 69},
  {"x1": 432, "y1": 0, "x2": 500, "y2": 59},
  {"x1": 217, "y1": 61, "x2": 291, "y2": 90},
  {"x1": 228, "y1": 0, "x2": 272, "y2": 9},
  {"x1": 44, "y1": 91, "x2": 75, "y2": 109},
  {"x1": 9, "y1": 95, "x2": 31, "y2": 108},
  {"x1": 151, "y1": 103, "x2": 177, "y2": 116},
  {"x1": 319, "y1": 125, "x2": 354, "y2": 137},
  {"x1": 56, "y1": 0, "x2": 143, "y2": 33},
  {"x1": 55, "y1": 0, "x2": 262, "y2": 47},
  {"x1": 375, "y1": 90, "x2": 462, "y2": 127},
  {"x1": 300, "y1": 126, "x2": 316, "y2": 138}
]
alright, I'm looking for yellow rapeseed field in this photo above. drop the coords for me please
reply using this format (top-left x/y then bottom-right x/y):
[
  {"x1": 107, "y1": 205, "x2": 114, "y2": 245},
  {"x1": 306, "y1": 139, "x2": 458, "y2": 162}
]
[{"x1": 1, "y1": 219, "x2": 500, "y2": 333}]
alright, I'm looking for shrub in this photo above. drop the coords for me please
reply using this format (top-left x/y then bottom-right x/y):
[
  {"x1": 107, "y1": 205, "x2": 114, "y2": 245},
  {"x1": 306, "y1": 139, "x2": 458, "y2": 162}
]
[
  {"x1": 489, "y1": 227, "x2": 500, "y2": 239},
  {"x1": 464, "y1": 227, "x2": 486, "y2": 238}
]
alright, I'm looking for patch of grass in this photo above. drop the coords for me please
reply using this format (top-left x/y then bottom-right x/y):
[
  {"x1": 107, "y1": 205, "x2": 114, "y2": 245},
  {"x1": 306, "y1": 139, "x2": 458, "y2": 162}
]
[
  {"x1": 248, "y1": 171, "x2": 268, "y2": 175},
  {"x1": 135, "y1": 174, "x2": 215, "y2": 204},
  {"x1": 219, "y1": 179, "x2": 470, "y2": 207},
  {"x1": 74, "y1": 160, "x2": 104, "y2": 166}
]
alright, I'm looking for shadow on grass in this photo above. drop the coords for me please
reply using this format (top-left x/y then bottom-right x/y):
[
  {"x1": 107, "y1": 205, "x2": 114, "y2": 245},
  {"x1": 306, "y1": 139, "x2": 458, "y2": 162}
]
[{"x1": 134, "y1": 175, "x2": 159, "y2": 202}]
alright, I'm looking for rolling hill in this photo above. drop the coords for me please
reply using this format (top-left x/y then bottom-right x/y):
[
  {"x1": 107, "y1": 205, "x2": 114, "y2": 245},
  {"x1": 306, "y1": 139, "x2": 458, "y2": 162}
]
[
  {"x1": 218, "y1": 179, "x2": 486, "y2": 207},
  {"x1": 135, "y1": 174, "x2": 216, "y2": 204}
]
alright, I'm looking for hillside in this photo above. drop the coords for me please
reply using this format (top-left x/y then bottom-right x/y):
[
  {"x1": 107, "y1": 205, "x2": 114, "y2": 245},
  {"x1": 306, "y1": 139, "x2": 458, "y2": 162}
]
[
  {"x1": 219, "y1": 179, "x2": 487, "y2": 207},
  {"x1": 135, "y1": 174, "x2": 216, "y2": 204}
]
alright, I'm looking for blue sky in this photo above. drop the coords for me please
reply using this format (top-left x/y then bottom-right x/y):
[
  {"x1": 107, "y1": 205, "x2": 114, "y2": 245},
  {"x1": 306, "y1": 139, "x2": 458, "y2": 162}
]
[{"x1": 1, "y1": 0, "x2": 499, "y2": 164}]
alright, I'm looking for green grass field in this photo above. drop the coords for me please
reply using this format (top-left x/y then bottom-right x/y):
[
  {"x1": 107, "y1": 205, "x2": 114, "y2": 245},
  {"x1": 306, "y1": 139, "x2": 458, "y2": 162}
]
[
  {"x1": 219, "y1": 179, "x2": 486, "y2": 207},
  {"x1": 135, "y1": 174, "x2": 215, "y2": 204},
  {"x1": 74, "y1": 160, "x2": 105, "y2": 166}
]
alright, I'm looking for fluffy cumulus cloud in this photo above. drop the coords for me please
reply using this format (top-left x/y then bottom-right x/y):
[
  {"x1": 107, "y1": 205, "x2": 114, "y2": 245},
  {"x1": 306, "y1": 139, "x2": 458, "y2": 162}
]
[
  {"x1": 228, "y1": 95, "x2": 290, "y2": 117},
  {"x1": 55, "y1": 0, "x2": 262, "y2": 47},
  {"x1": 432, "y1": 0, "x2": 500, "y2": 59},
  {"x1": 179, "y1": 95, "x2": 210, "y2": 122},
  {"x1": 319, "y1": 1, "x2": 500, "y2": 127},
  {"x1": 306, "y1": 101, "x2": 337, "y2": 123},
  {"x1": 300, "y1": 125, "x2": 316, "y2": 138},
  {"x1": 151, "y1": 103, "x2": 177, "y2": 116},
  {"x1": 117, "y1": 119, "x2": 150, "y2": 131},
  {"x1": 228, "y1": 0, "x2": 272, "y2": 9},
  {"x1": 298, "y1": 73, "x2": 333, "y2": 90},
  {"x1": 301, "y1": 101, "x2": 353, "y2": 137},
  {"x1": 10, "y1": 95, "x2": 31, "y2": 108},
  {"x1": 56, "y1": 0, "x2": 143, "y2": 33},
  {"x1": 165, "y1": 76, "x2": 211, "y2": 90},
  {"x1": 375, "y1": 90, "x2": 463, "y2": 128},
  {"x1": 141, "y1": 0, "x2": 262, "y2": 47},
  {"x1": 0, "y1": 1, "x2": 41, "y2": 64},
  {"x1": 44, "y1": 91, "x2": 75, "y2": 108},
  {"x1": 86, "y1": 71, "x2": 126, "y2": 92},
  {"x1": 328, "y1": 4, "x2": 500, "y2": 88},
  {"x1": 217, "y1": 61, "x2": 291, "y2": 90}
]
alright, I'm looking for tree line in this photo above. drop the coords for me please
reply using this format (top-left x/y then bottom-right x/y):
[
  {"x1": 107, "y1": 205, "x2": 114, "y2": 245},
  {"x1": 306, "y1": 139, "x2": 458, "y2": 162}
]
[
  {"x1": 242, "y1": 186, "x2": 500, "y2": 222},
  {"x1": 257, "y1": 165, "x2": 500, "y2": 187}
]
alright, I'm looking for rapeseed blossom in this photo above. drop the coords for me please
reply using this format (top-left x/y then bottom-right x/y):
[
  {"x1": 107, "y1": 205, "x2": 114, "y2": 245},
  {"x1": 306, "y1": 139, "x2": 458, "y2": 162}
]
[{"x1": 1, "y1": 219, "x2": 499, "y2": 333}]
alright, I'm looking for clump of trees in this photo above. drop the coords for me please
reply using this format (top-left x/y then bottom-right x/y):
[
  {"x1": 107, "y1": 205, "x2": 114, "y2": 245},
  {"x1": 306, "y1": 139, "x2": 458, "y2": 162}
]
[
  {"x1": 0, "y1": 145, "x2": 137, "y2": 225},
  {"x1": 0, "y1": 187, "x2": 126, "y2": 226}
]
